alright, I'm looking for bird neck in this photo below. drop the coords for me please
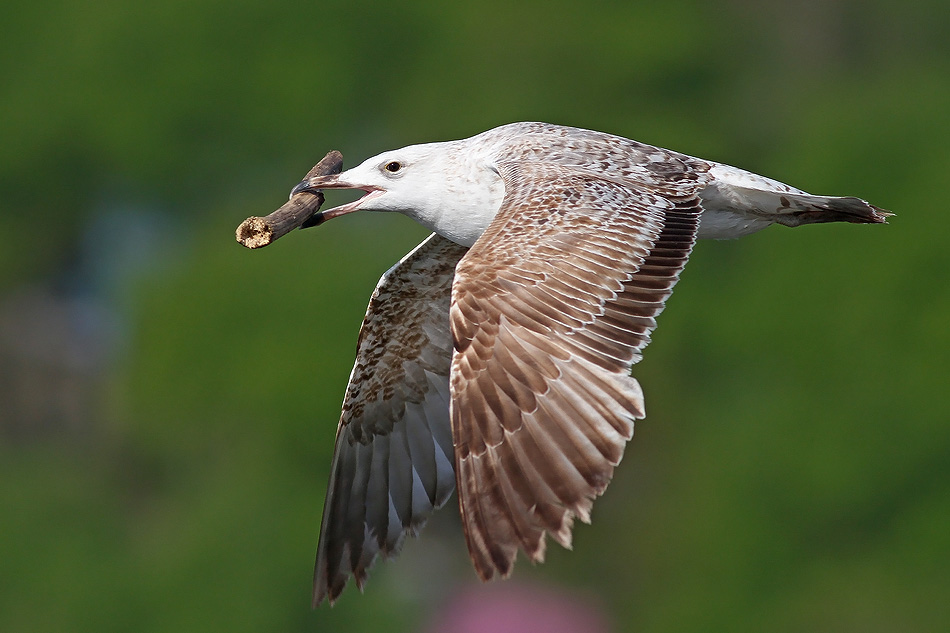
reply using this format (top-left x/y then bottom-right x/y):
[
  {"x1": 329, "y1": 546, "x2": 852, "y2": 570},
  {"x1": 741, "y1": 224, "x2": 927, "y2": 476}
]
[{"x1": 403, "y1": 150, "x2": 507, "y2": 248}]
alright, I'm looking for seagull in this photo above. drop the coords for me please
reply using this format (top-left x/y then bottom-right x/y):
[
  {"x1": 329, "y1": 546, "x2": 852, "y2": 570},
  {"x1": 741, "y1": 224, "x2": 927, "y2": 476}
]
[{"x1": 290, "y1": 122, "x2": 889, "y2": 605}]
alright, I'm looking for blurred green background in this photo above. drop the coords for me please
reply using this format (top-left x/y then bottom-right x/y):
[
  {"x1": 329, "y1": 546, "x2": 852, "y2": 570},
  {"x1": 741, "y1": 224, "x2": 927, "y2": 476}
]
[{"x1": 2, "y1": 0, "x2": 948, "y2": 631}]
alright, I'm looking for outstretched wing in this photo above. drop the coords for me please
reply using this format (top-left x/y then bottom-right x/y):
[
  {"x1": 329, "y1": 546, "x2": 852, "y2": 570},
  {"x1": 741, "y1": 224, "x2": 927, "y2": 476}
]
[
  {"x1": 314, "y1": 233, "x2": 468, "y2": 605},
  {"x1": 449, "y1": 159, "x2": 707, "y2": 580}
]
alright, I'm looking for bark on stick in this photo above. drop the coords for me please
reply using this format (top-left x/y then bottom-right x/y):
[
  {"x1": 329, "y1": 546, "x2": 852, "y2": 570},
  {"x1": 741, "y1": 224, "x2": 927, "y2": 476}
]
[{"x1": 235, "y1": 150, "x2": 344, "y2": 249}]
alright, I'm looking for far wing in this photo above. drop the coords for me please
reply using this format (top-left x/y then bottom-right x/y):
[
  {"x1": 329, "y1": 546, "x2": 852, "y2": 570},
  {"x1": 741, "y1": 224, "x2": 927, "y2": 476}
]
[
  {"x1": 313, "y1": 233, "x2": 467, "y2": 605},
  {"x1": 449, "y1": 160, "x2": 705, "y2": 580}
]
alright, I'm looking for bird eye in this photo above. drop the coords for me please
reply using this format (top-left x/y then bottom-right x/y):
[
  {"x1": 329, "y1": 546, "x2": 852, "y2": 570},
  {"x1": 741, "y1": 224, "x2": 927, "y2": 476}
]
[{"x1": 384, "y1": 161, "x2": 402, "y2": 173}]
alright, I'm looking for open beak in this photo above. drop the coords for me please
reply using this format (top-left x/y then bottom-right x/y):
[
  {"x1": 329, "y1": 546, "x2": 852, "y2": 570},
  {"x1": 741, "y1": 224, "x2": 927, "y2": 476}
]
[{"x1": 289, "y1": 174, "x2": 384, "y2": 227}]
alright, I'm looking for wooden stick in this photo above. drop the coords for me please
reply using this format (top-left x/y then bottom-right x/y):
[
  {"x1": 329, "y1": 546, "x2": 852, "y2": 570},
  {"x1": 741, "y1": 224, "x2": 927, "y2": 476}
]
[{"x1": 235, "y1": 150, "x2": 344, "y2": 249}]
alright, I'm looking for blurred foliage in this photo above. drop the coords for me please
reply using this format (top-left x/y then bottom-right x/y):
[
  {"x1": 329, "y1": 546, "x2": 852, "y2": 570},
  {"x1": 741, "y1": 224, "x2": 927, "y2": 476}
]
[{"x1": 1, "y1": 0, "x2": 949, "y2": 631}]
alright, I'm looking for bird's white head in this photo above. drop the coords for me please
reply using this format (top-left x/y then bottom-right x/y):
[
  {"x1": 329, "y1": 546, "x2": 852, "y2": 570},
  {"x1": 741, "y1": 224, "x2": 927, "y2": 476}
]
[{"x1": 291, "y1": 139, "x2": 506, "y2": 246}]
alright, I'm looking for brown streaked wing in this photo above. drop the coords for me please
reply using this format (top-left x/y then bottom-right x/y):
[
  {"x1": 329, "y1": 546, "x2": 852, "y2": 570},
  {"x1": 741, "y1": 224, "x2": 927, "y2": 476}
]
[
  {"x1": 313, "y1": 233, "x2": 468, "y2": 606},
  {"x1": 449, "y1": 161, "x2": 706, "y2": 581}
]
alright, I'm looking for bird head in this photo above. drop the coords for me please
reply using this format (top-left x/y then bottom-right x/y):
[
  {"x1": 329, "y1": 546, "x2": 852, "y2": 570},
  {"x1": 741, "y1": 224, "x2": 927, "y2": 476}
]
[
  {"x1": 292, "y1": 143, "x2": 451, "y2": 220},
  {"x1": 290, "y1": 140, "x2": 505, "y2": 245}
]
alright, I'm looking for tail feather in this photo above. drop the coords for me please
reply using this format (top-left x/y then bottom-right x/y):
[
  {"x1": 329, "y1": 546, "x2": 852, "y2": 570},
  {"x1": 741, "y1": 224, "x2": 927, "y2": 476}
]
[
  {"x1": 700, "y1": 163, "x2": 891, "y2": 239},
  {"x1": 765, "y1": 191, "x2": 892, "y2": 227}
]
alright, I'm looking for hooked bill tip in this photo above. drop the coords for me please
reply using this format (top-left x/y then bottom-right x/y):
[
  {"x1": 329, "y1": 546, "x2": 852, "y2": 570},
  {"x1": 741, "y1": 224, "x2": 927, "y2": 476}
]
[{"x1": 290, "y1": 180, "x2": 314, "y2": 199}]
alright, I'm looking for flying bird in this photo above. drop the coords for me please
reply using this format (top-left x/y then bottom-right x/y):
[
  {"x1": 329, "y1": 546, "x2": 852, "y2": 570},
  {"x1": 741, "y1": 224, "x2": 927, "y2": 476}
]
[{"x1": 290, "y1": 122, "x2": 889, "y2": 605}]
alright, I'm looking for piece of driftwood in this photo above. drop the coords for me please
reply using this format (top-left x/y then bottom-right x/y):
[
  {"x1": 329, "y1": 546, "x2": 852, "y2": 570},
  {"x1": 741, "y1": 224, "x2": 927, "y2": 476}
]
[{"x1": 235, "y1": 150, "x2": 344, "y2": 249}]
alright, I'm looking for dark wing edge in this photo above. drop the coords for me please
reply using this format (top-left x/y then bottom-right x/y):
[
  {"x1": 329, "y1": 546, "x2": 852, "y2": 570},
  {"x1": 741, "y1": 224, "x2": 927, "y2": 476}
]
[
  {"x1": 313, "y1": 233, "x2": 468, "y2": 606},
  {"x1": 449, "y1": 161, "x2": 705, "y2": 581}
]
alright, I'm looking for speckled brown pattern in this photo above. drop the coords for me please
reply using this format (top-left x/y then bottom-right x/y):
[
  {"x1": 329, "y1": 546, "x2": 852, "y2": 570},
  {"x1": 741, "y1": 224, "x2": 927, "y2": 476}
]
[{"x1": 314, "y1": 233, "x2": 466, "y2": 605}]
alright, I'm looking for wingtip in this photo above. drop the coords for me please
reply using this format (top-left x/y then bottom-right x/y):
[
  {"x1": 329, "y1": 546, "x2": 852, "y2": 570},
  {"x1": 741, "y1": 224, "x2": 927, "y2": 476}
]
[
  {"x1": 312, "y1": 581, "x2": 345, "y2": 608},
  {"x1": 311, "y1": 588, "x2": 328, "y2": 609},
  {"x1": 311, "y1": 560, "x2": 344, "y2": 608}
]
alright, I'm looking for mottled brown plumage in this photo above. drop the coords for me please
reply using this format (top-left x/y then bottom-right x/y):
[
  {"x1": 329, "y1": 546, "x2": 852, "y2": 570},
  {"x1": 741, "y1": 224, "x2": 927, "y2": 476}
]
[{"x1": 313, "y1": 234, "x2": 465, "y2": 604}]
